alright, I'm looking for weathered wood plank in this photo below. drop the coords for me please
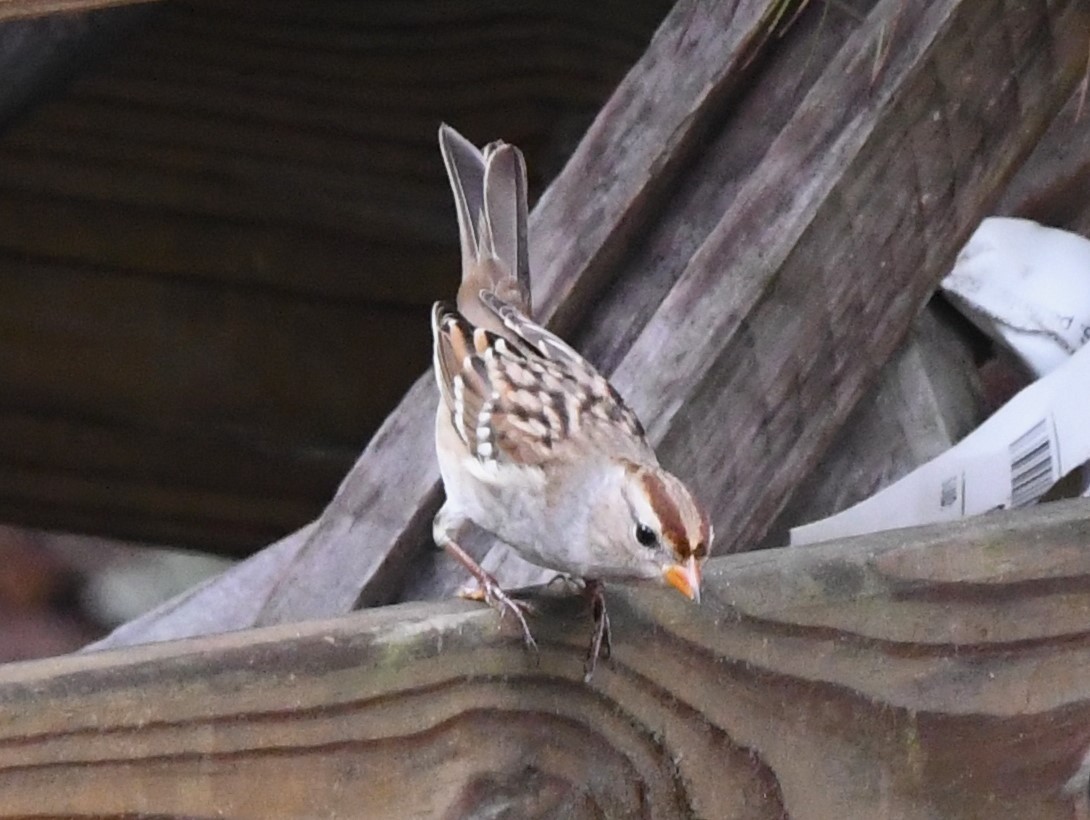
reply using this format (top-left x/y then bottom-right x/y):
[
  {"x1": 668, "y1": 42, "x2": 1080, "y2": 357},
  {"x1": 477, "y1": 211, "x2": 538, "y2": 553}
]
[
  {"x1": 0, "y1": 259, "x2": 427, "y2": 551},
  {"x1": 18, "y1": 501, "x2": 1090, "y2": 817},
  {"x1": 570, "y1": 0, "x2": 875, "y2": 374},
  {"x1": 0, "y1": 0, "x2": 667, "y2": 300},
  {"x1": 0, "y1": 182, "x2": 455, "y2": 303},
  {"x1": 619, "y1": 0, "x2": 1090, "y2": 553},
  {"x1": 997, "y1": 83, "x2": 1090, "y2": 234},
  {"x1": 417, "y1": 0, "x2": 1090, "y2": 587},
  {"x1": 0, "y1": 260, "x2": 428, "y2": 430},
  {"x1": 96, "y1": 522, "x2": 316, "y2": 648},
  {"x1": 760, "y1": 302, "x2": 985, "y2": 547}
]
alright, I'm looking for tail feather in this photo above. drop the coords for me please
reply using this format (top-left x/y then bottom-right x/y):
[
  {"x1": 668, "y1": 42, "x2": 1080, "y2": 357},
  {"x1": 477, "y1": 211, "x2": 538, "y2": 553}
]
[
  {"x1": 482, "y1": 140, "x2": 529, "y2": 306},
  {"x1": 438, "y1": 124, "x2": 531, "y2": 324},
  {"x1": 438, "y1": 124, "x2": 488, "y2": 278}
]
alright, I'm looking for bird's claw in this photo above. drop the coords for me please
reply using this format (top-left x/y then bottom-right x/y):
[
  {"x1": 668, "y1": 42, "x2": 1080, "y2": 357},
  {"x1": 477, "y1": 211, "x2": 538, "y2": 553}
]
[
  {"x1": 584, "y1": 580, "x2": 612, "y2": 682},
  {"x1": 467, "y1": 579, "x2": 538, "y2": 651}
]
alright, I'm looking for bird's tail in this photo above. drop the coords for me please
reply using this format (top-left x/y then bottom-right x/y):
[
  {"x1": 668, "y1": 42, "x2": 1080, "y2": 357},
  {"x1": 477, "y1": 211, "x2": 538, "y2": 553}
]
[{"x1": 438, "y1": 124, "x2": 531, "y2": 330}]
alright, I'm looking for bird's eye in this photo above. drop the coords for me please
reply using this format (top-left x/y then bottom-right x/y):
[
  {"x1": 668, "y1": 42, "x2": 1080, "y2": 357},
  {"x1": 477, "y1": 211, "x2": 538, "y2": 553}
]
[{"x1": 634, "y1": 523, "x2": 657, "y2": 548}]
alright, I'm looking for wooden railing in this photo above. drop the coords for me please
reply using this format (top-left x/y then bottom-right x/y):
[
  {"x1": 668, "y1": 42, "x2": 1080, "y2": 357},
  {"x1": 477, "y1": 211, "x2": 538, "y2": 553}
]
[{"x1": 2, "y1": 501, "x2": 1089, "y2": 817}]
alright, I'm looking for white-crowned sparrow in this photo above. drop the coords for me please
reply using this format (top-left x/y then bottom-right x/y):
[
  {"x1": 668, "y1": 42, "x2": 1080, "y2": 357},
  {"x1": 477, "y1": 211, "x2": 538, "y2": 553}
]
[{"x1": 432, "y1": 124, "x2": 711, "y2": 677}]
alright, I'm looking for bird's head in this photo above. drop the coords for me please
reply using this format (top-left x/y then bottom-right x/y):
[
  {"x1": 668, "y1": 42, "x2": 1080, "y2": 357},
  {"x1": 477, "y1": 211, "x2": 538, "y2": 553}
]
[{"x1": 588, "y1": 459, "x2": 711, "y2": 601}]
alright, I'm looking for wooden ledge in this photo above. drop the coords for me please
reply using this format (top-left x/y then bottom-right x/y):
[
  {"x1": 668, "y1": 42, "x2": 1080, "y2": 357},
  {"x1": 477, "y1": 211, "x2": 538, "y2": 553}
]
[{"x1": 2, "y1": 500, "x2": 1090, "y2": 817}]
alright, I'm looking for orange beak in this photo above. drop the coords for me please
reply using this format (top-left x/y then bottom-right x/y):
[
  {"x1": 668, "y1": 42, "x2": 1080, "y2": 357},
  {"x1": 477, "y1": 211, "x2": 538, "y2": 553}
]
[{"x1": 662, "y1": 556, "x2": 701, "y2": 603}]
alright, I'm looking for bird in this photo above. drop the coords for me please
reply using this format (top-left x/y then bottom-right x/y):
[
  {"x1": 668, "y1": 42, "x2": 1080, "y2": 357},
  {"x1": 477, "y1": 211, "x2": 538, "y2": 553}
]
[{"x1": 431, "y1": 124, "x2": 712, "y2": 678}]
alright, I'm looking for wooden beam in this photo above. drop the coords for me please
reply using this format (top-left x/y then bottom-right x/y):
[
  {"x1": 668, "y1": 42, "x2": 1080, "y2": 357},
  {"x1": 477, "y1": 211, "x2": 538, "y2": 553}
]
[
  {"x1": 0, "y1": 1, "x2": 151, "y2": 129},
  {"x1": 997, "y1": 83, "x2": 1090, "y2": 235},
  {"x1": 412, "y1": 0, "x2": 1090, "y2": 590},
  {"x1": 760, "y1": 302, "x2": 985, "y2": 547},
  {"x1": 13, "y1": 501, "x2": 1090, "y2": 817},
  {"x1": 613, "y1": 0, "x2": 1090, "y2": 553},
  {"x1": 94, "y1": 0, "x2": 1090, "y2": 647},
  {"x1": 0, "y1": 0, "x2": 157, "y2": 21},
  {"x1": 0, "y1": 259, "x2": 430, "y2": 552}
]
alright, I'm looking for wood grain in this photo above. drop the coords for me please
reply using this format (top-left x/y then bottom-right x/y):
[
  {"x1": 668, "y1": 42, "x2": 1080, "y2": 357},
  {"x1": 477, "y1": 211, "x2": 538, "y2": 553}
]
[
  {"x1": 420, "y1": 0, "x2": 1090, "y2": 585},
  {"x1": 15, "y1": 501, "x2": 1090, "y2": 818},
  {"x1": 0, "y1": 259, "x2": 425, "y2": 551},
  {"x1": 617, "y1": 0, "x2": 1090, "y2": 554},
  {"x1": 997, "y1": 83, "x2": 1090, "y2": 235},
  {"x1": 760, "y1": 303, "x2": 985, "y2": 547}
]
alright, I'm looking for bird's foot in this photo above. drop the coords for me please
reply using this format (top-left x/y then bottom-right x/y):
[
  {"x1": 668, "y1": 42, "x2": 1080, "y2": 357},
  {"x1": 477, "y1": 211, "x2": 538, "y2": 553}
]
[
  {"x1": 461, "y1": 578, "x2": 538, "y2": 652},
  {"x1": 442, "y1": 537, "x2": 538, "y2": 652},
  {"x1": 584, "y1": 579, "x2": 612, "y2": 682}
]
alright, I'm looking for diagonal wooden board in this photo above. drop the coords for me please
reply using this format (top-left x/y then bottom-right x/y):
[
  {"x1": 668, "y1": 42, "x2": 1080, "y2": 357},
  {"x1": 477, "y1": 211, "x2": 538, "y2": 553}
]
[
  {"x1": 93, "y1": 0, "x2": 1090, "y2": 648},
  {"x1": 614, "y1": 0, "x2": 1090, "y2": 551},
  {"x1": 12, "y1": 500, "x2": 1090, "y2": 818},
  {"x1": 0, "y1": 0, "x2": 156, "y2": 20}
]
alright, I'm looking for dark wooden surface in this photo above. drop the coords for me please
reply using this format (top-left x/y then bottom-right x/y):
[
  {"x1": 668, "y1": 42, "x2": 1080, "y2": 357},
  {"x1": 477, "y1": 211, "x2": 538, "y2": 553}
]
[
  {"x1": 10, "y1": 500, "x2": 1090, "y2": 818},
  {"x1": 0, "y1": 2, "x2": 151, "y2": 128},
  {"x1": 0, "y1": 0, "x2": 672, "y2": 552}
]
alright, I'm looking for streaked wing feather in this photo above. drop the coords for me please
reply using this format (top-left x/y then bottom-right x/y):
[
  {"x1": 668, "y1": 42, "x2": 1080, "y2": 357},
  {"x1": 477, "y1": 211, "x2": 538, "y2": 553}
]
[
  {"x1": 478, "y1": 290, "x2": 584, "y2": 367},
  {"x1": 478, "y1": 291, "x2": 645, "y2": 440},
  {"x1": 433, "y1": 297, "x2": 651, "y2": 468}
]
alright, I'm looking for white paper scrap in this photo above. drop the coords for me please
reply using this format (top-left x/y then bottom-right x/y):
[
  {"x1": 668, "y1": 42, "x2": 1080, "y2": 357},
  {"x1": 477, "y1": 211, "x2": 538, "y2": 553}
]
[
  {"x1": 790, "y1": 340, "x2": 1090, "y2": 545},
  {"x1": 942, "y1": 217, "x2": 1090, "y2": 377}
]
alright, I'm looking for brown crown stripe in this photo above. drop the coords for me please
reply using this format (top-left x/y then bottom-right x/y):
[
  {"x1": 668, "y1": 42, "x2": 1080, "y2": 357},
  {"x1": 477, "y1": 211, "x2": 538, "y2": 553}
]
[{"x1": 638, "y1": 470, "x2": 691, "y2": 558}]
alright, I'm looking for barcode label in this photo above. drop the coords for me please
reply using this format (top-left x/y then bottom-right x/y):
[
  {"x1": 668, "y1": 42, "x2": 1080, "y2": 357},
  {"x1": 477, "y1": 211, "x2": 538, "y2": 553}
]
[
  {"x1": 1009, "y1": 419, "x2": 1056, "y2": 507},
  {"x1": 940, "y1": 475, "x2": 960, "y2": 509}
]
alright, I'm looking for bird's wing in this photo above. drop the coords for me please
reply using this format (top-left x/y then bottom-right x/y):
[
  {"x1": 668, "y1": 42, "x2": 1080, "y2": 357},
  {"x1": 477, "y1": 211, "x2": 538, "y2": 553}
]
[{"x1": 432, "y1": 298, "x2": 653, "y2": 469}]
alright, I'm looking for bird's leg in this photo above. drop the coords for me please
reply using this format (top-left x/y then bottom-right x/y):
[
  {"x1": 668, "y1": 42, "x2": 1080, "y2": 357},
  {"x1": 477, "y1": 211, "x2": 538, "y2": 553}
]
[
  {"x1": 434, "y1": 507, "x2": 537, "y2": 651},
  {"x1": 584, "y1": 579, "x2": 611, "y2": 682}
]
